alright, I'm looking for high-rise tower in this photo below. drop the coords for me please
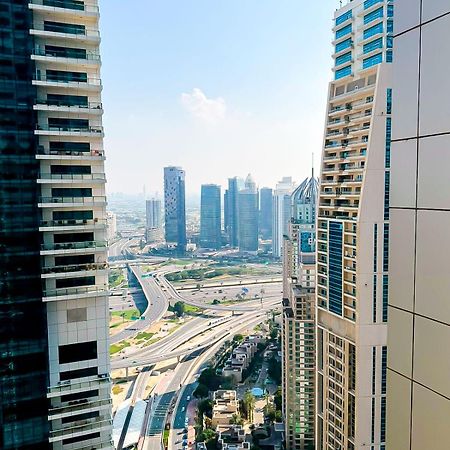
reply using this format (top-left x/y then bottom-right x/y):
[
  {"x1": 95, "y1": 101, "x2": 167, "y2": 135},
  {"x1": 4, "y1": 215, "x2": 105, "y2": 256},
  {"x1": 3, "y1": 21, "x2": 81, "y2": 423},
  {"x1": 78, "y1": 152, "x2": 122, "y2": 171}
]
[
  {"x1": 224, "y1": 177, "x2": 243, "y2": 247},
  {"x1": 273, "y1": 177, "x2": 297, "y2": 259},
  {"x1": 316, "y1": 1, "x2": 393, "y2": 448},
  {"x1": 164, "y1": 166, "x2": 187, "y2": 251},
  {"x1": 0, "y1": 0, "x2": 112, "y2": 448},
  {"x1": 200, "y1": 184, "x2": 221, "y2": 250},
  {"x1": 146, "y1": 198, "x2": 162, "y2": 243},
  {"x1": 259, "y1": 187, "x2": 273, "y2": 241},
  {"x1": 282, "y1": 176, "x2": 318, "y2": 450},
  {"x1": 387, "y1": 1, "x2": 450, "y2": 448},
  {"x1": 238, "y1": 174, "x2": 259, "y2": 253}
]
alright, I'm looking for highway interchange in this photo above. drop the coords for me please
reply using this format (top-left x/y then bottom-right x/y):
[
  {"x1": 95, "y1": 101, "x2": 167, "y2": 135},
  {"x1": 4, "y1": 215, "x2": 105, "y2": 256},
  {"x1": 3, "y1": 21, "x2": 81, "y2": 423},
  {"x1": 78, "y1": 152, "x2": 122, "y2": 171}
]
[{"x1": 109, "y1": 238, "x2": 282, "y2": 450}]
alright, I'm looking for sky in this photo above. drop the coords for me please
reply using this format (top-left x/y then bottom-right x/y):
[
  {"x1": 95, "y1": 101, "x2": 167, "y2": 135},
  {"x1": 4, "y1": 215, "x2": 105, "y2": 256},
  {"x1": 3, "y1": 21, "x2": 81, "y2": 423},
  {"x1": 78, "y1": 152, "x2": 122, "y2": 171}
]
[{"x1": 99, "y1": 0, "x2": 340, "y2": 196}]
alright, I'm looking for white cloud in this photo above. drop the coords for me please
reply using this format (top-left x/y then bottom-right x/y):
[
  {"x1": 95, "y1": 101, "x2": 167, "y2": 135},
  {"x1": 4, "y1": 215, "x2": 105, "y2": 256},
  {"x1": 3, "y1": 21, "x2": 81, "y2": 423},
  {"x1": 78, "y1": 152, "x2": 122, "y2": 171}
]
[{"x1": 181, "y1": 88, "x2": 226, "y2": 123}]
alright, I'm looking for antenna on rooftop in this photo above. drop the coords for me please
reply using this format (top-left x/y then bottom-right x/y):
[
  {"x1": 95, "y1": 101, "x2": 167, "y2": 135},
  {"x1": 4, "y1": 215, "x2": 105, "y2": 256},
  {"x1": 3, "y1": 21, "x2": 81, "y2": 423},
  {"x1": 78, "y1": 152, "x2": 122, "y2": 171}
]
[{"x1": 312, "y1": 152, "x2": 315, "y2": 179}]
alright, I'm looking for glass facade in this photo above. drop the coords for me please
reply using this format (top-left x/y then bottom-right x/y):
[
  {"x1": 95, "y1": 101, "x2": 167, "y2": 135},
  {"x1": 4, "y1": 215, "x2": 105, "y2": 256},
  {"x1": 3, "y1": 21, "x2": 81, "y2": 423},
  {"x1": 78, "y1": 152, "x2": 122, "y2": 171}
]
[
  {"x1": 328, "y1": 221, "x2": 343, "y2": 316},
  {"x1": 335, "y1": 65, "x2": 352, "y2": 80},
  {"x1": 335, "y1": 38, "x2": 352, "y2": 53},
  {"x1": 335, "y1": 10, "x2": 352, "y2": 26},
  {"x1": 363, "y1": 53, "x2": 383, "y2": 69},
  {"x1": 200, "y1": 184, "x2": 221, "y2": 249},
  {"x1": 0, "y1": 1, "x2": 49, "y2": 447},
  {"x1": 364, "y1": 22, "x2": 383, "y2": 40},
  {"x1": 335, "y1": 24, "x2": 352, "y2": 40},
  {"x1": 364, "y1": 7, "x2": 384, "y2": 24}
]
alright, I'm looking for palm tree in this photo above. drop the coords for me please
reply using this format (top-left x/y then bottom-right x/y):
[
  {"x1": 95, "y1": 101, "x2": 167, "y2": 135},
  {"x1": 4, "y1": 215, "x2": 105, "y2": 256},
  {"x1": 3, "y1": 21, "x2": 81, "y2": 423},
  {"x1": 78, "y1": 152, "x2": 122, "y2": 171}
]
[{"x1": 244, "y1": 392, "x2": 256, "y2": 422}]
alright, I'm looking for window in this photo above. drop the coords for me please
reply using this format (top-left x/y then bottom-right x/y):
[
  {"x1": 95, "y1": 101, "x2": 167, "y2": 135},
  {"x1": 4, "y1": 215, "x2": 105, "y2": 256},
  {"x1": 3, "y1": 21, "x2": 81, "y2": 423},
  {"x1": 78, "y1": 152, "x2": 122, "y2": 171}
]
[
  {"x1": 49, "y1": 141, "x2": 90, "y2": 153},
  {"x1": 383, "y1": 224, "x2": 389, "y2": 272},
  {"x1": 381, "y1": 396, "x2": 387, "y2": 442},
  {"x1": 335, "y1": 10, "x2": 352, "y2": 26},
  {"x1": 61, "y1": 389, "x2": 99, "y2": 403},
  {"x1": 56, "y1": 276, "x2": 96, "y2": 289},
  {"x1": 67, "y1": 307, "x2": 87, "y2": 323},
  {"x1": 62, "y1": 433, "x2": 100, "y2": 445},
  {"x1": 46, "y1": 69, "x2": 87, "y2": 83},
  {"x1": 44, "y1": 20, "x2": 86, "y2": 35},
  {"x1": 386, "y1": 88, "x2": 392, "y2": 114},
  {"x1": 335, "y1": 65, "x2": 352, "y2": 80},
  {"x1": 46, "y1": 93, "x2": 88, "y2": 107},
  {"x1": 373, "y1": 223, "x2": 378, "y2": 272},
  {"x1": 364, "y1": 7, "x2": 383, "y2": 25},
  {"x1": 59, "y1": 341, "x2": 97, "y2": 364},
  {"x1": 364, "y1": 0, "x2": 383, "y2": 9},
  {"x1": 387, "y1": 20, "x2": 393, "y2": 33},
  {"x1": 386, "y1": 49, "x2": 393, "y2": 63},
  {"x1": 381, "y1": 346, "x2": 387, "y2": 394},
  {"x1": 364, "y1": 23, "x2": 383, "y2": 40},
  {"x1": 363, "y1": 53, "x2": 383, "y2": 69},
  {"x1": 335, "y1": 51, "x2": 352, "y2": 66},
  {"x1": 363, "y1": 37, "x2": 383, "y2": 54},
  {"x1": 385, "y1": 117, "x2": 391, "y2": 167},
  {"x1": 51, "y1": 187, "x2": 92, "y2": 197},
  {"x1": 373, "y1": 274, "x2": 377, "y2": 323},
  {"x1": 335, "y1": 24, "x2": 352, "y2": 40},
  {"x1": 382, "y1": 275, "x2": 388, "y2": 322},
  {"x1": 328, "y1": 221, "x2": 343, "y2": 316},
  {"x1": 387, "y1": 4, "x2": 393, "y2": 18},
  {"x1": 335, "y1": 38, "x2": 352, "y2": 53},
  {"x1": 62, "y1": 410, "x2": 99, "y2": 424},
  {"x1": 60, "y1": 366, "x2": 98, "y2": 381}
]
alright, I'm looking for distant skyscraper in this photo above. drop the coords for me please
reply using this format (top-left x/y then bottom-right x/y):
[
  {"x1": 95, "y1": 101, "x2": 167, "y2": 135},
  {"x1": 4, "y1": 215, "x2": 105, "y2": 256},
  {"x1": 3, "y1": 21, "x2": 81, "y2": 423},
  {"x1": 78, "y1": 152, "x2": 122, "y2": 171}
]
[
  {"x1": 282, "y1": 175, "x2": 318, "y2": 450},
  {"x1": 238, "y1": 174, "x2": 259, "y2": 253},
  {"x1": 200, "y1": 184, "x2": 222, "y2": 249},
  {"x1": 259, "y1": 187, "x2": 273, "y2": 241},
  {"x1": 107, "y1": 211, "x2": 118, "y2": 242},
  {"x1": 0, "y1": 1, "x2": 112, "y2": 447},
  {"x1": 387, "y1": 3, "x2": 450, "y2": 449},
  {"x1": 146, "y1": 198, "x2": 163, "y2": 243},
  {"x1": 273, "y1": 177, "x2": 297, "y2": 258},
  {"x1": 316, "y1": 1, "x2": 393, "y2": 448},
  {"x1": 164, "y1": 166, "x2": 187, "y2": 250},
  {"x1": 225, "y1": 177, "x2": 244, "y2": 247}
]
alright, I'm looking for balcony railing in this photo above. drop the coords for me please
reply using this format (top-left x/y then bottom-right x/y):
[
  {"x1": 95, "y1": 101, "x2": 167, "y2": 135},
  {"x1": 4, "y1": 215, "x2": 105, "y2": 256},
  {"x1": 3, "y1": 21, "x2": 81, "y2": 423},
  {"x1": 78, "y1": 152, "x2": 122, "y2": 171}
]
[
  {"x1": 43, "y1": 285, "x2": 108, "y2": 298},
  {"x1": 49, "y1": 399, "x2": 112, "y2": 417},
  {"x1": 30, "y1": 0, "x2": 99, "y2": 14},
  {"x1": 39, "y1": 196, "x2": 107, "y2": 204},
  {"x1": 49, "y1": 418, "x2": 112, "y2": 439},
  {"x1": 37, "y1": 146, "x2": 104, "y2": 158},
  {"x1": 30, "y1": 21, "x2": 100, "y2": 38},
  {"x1": 33, "y1": 46, "x2": 101, "y2": 62},
  {"x1": 36, "y1": 125, "x2": 103, "y2": 134},
  {"x1": 33, "y1": 73, "x2": 101, "y2": 86},
  {"x1": 36, "y1": 99, "x2": 102, "y2": 109},
  {"x1": 40, "y1": 218, "x2": 106, "y2": 227},
  {"x1": 41, "y1": 240, "x2": 107, "y2": 251},
  {"x1": 42, "y1": 262, "x2": 107, "y2": 275},
  {"x1": 38, "y1": 173, "x2": 106, "y2": 181}
]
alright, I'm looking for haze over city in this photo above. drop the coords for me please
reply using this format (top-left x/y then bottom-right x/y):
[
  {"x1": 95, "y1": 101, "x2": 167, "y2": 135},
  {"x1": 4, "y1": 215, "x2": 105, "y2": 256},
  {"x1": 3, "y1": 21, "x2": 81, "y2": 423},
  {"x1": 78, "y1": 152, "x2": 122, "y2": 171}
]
[{"x1": 100, "y1": 0, "x2": 337, "y2": 194}]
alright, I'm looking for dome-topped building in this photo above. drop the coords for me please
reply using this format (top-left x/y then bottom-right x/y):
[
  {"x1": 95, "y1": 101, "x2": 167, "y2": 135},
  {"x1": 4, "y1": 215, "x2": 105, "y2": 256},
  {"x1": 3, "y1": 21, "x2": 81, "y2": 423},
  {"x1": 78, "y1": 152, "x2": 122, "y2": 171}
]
[{"x1": 291, "y1": 174, "x2": 319, "y2": 224}]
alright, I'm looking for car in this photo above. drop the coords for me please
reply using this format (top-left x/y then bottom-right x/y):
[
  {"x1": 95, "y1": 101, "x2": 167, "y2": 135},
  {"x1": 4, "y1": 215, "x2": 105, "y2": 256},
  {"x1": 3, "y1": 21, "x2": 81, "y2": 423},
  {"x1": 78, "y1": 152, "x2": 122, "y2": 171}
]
[
  {"x1": 183, "y1": 428, "x2": 188, "y2": 433},
  {"x1": 181, "y1": 406, "x2": 185, "y2": 412},
  {"x1": 183, "y1": 434, "x2": 188, "y2": 440},
  {"x1": 182, "y1": 440, "x2": 188, "y2": 445},
  {"x1": 186, "y1": 396, "x2": 191, "y2": 401}
]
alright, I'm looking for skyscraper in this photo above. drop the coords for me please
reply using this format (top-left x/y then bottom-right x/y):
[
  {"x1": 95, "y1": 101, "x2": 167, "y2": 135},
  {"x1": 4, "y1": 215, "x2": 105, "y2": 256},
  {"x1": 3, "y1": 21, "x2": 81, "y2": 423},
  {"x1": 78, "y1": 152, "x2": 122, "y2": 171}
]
[
  {"x1": 224, "y1": 177, "x2": 243, "y2": 247},
  {"x1": 238, "y1": 174, "x2": 259, "y2": 253},
  {"x1": 273, "y1": 177, "x2": 297, "y2": 258},
  {"x1": 387, "y1": 2, "x2": 450, "y2": 448},
  {"x1": 200, "y1": 184, "x2": 222, "y2": 250},
  {"x1": 282, "y1": 176, "x2": 318, "y2": 450},
  {"x1": 0, "y1": 0, "x2": 112, "y2": 448},
  {"x1": 164, "y1": 166, "x2": 187, "y2": 250},
  {"x1": 259, "y1": 187, "x2": 273, "y2": 241},
  {"x1": 316, "y1": 1, "x2": 393, "y2": 448},
  {"x1": 146, "y1": 198, "x2": 162, "y2": 243}
]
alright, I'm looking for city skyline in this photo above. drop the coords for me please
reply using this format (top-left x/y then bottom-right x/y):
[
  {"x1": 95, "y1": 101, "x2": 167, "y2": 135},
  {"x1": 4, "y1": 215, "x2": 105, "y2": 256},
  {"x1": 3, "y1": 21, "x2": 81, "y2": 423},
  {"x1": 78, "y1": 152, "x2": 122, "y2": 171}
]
[{"x1": 99, "y1": 0, "x2": 338, "y2": 194}]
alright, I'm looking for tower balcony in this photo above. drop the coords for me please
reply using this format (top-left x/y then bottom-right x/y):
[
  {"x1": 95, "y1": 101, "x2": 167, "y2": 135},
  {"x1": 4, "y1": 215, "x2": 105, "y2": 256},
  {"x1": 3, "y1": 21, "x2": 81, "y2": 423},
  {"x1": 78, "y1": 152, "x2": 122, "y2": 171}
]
[
  {"x1": 34, "y1": 99, "x2": 103, "y2": 115},
  {"x1": 37, "y1": 173, "x2": 106, "y2": 184},
  {"x1": 35, "y1": 125, "x2": 104, "y2": 138},
  {"x1": 30, "y1": 22, "x2": 100, "y2": 43},
  {"x1": 36, "y1": 146, "x2": 105, "y2": 161},
  {"x1": 29, "y1": 0, "x2": 100, "y2": 20},
  {"x1": 41, "y1": 261, "x2": 108, "y2": 277},
  {"x1": 40, "y1": 240, "x2": 107, "y2": 256},
  {"x1": 33, "y1": 74, "x2": 101, "y2": 92},
  {"x1": 32, "y1": 46, "x2": 100, "y2": 68},
  {"x1": 39, "y1": 218, "x2": 106, "y2": 232},
  {"x1": 38, "y1": 195, "x2": 107, "y2": 208},
  {"x1": 42, "y1": 284, "x2": 108, "y2": 302}
]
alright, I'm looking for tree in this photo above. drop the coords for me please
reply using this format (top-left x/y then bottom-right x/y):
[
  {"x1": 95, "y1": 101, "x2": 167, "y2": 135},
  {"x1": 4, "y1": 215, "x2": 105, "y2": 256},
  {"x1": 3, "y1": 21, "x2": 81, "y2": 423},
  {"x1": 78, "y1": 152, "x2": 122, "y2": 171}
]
[
  {"x1": 230, "y1": 414, "x2": 244, "y2": 426},
  {"x1": 198, "y1": 399, "x2": 213, "y2": 418},
  {"x1": 268, "y1": 355, "x2": 282, "y2": 385},
  {"x1": 233, "y1": 334, "x2": 244, "y2": 343},
  {"x1": 212, "y1": 299, "x2": 220, "y2": 305},
  {"x1": 173, "y1": 301, "x2": 185, "y2": 317},
  {"x1": 193, "y1": 383, "x2": 209, "y2": 399},
  {"x1": 243, "y1": 392, "x2": 256, "y2": 422}
]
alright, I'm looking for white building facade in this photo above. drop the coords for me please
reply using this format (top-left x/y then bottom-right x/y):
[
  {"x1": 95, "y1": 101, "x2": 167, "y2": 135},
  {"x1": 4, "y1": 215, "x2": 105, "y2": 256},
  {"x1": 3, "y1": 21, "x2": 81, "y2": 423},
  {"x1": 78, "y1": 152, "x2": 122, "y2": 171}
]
[
  {"x1": 31, "y1": 0, "x2": 112, "y2": 447},
  {"x1": 316, "y1": 1, "x2": 393, "y2": 448}
]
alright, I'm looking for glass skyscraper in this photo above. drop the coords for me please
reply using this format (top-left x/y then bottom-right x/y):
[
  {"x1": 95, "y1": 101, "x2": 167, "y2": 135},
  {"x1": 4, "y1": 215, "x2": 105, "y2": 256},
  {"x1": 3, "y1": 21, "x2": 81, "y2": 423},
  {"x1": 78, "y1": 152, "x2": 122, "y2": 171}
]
[
  {"x1": 224, "y1": 176, "x2": 243, "y2": 248},
  {"x1": 238, "y1": 174, "x2": 259, "y2": 253},
  {"x1": 200, "y1": 184, "x2": 221, "y2": 250},
  {"x1": 259, "y1": 187, "x2": 273, "y2": 241},
  {"x1": 164, "y1": 166, "x2": 187, "y2": 251}
]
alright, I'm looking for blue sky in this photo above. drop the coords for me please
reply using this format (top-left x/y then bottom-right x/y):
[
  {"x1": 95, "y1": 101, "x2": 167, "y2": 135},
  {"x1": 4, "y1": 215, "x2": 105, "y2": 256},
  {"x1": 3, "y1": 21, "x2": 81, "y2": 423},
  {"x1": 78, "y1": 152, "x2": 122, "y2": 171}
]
[{"x1": 100, "y1": 0, "x2": 340, "y2": 195}]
